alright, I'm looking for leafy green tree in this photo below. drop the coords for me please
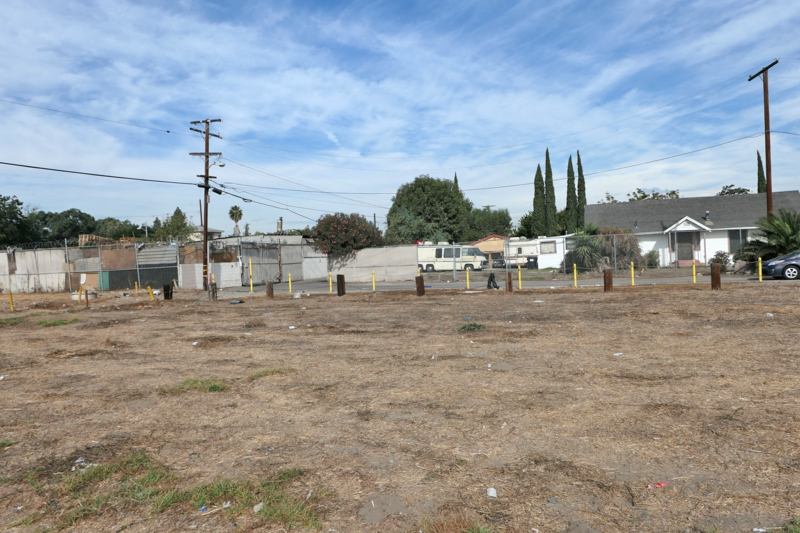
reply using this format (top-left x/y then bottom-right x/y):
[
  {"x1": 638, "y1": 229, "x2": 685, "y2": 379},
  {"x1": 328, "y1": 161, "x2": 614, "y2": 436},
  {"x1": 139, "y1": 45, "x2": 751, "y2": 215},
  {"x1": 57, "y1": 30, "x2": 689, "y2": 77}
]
[
  {"x1": 95, "y1": 217, "x2": 143, "y2": 240},
  {"x1": 532, "y1": 164, "x2": 546, "y2": 237},
  {"x1": 153, "y1": 208, "x2": 193, "y2": 241},
  {"x1": 513, "y1": 211, "x2": 534, "y2": 238},
  {"x1": 717, "y1": 184, "x2": 750, "y2": 196},
  {"x1": 744, "y1": 209, "x2": 800, "y2": 260},
  {"x1": 312, "y1": 212, "x2": 384, "y2": 257},
  {"x1": 464, "y1": 207, "x2": 512, "y2": 241},
  {"x1": 577, "y1": 151, "x2": 586, "y2": 228},
  {"x1": 757, "y1": 151, "x2": 766, "y2": 194},
  {"x1": 598, "y1": 192, "x2": 618, "y2": 204},
  {"x1": 544, "y1": 149, "x2": 557, "y2": 236},
  {"x1": 627, "y1": 188, "x2": 680, "y2": 201},
  {"x1": 565, "y1": 155, "x2": 578, "y2": 233},
  {"x1": 386, "y1": 175, "x2": 472, "y2": 243},
  {"x1": 31, "y1": 209, "x2": 96, "y2": 241},
  {"x1": 385, "y1": 206, "x2": 445, "y2": 244},
  {"x1": 0, "y1": 195, "x2": 39, "y2": 244}
]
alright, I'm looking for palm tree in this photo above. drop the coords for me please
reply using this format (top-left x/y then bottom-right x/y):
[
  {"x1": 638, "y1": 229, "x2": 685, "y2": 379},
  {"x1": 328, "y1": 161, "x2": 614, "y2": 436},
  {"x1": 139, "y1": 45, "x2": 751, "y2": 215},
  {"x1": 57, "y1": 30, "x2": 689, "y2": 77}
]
[
  {"x1": 745, "y1": 209, "x2": 800, "y2": 260},
  {"x1": 229, "y1": 205, "x2": 243, "y2": 237}
]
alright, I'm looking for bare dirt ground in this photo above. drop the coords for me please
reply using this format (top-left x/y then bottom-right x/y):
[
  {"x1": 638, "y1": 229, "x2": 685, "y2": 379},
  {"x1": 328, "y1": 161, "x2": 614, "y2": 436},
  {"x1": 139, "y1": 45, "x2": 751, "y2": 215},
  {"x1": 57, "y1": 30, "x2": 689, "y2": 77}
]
[{"x1": 1, "y1": 282, "x2": 799, "y2": 533}]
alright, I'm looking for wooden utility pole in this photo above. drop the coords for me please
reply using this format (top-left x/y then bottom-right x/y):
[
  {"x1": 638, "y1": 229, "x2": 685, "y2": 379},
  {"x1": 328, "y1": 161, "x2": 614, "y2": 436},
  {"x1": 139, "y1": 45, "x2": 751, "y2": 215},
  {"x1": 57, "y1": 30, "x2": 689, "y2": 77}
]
[
  {"x1": 748, "y1": 59, "x2": 778, "y2": 217},
  {"x1": 190, "y1": 119, "x2": 222, "y2": 290}
]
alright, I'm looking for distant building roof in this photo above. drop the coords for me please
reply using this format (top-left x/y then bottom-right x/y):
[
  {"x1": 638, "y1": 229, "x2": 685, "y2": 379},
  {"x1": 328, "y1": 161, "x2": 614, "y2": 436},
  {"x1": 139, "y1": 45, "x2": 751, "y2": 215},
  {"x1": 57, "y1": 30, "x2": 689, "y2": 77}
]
[
  {"x1": 584, "y1": 191, "x2": 800, "y2": 233},
  {"x1": 469, "y1": 234, "x2": 509, "y2": 245}
]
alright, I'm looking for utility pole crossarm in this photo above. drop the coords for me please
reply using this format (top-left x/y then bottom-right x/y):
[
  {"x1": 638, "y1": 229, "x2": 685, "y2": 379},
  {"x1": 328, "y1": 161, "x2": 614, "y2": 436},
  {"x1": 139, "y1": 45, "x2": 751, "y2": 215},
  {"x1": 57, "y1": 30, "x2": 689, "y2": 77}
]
[{"x1": 748, "y1": 59, "x2": 779, "y2": 82}]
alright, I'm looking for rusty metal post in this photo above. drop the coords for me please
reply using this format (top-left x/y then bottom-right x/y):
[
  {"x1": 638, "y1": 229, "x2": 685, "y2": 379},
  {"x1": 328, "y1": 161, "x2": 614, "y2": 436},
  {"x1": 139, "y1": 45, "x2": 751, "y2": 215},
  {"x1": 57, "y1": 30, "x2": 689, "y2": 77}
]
[
  {"x1": 415, "y1": 275, "x2": 425, "y2": 296},
  {"x1": 85, "y1": 287, "x2": 89, "y2": 307},
  {"x1": 603, "y1": 269, "x2": 613, "y2": 292},
  {"x1": 506, "y1": 271, "x2": 513, "y2": 293},
  {"x1": 711, "y1": 263, "x2": 721, "y2": 290},
  {"x1": 266, "y1": 281, "x2": 274, "y2": 299},
  {"x1": 336, "y1": 274, "x2": 346, "y2": 296}
]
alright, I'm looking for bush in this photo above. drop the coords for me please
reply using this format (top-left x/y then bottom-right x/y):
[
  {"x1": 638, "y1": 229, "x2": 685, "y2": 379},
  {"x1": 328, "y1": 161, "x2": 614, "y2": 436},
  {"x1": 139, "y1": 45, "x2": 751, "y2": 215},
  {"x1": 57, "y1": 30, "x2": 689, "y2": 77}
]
[
  {"x1": 710, "y1": 250, "x2": 730, "y2": 269},
  {"x1": 644, "y1": 250, "x2": 659, "y2": 268},
  {"x1": 311, "y1": 213, "x2": 384, "y2": 258}
]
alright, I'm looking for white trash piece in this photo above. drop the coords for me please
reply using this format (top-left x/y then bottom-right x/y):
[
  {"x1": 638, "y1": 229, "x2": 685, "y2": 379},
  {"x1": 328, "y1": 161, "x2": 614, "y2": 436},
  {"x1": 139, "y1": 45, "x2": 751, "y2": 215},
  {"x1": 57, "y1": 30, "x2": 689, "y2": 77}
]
[
  {"x1": 293, "y1": 293, "x2": 301, "y2": 299},
  {"x1": 613, "y1": 353, "x2": 623, "y2": 356},
  {"x1": 253, "y1": 502, "x2": 264, "y2": 514},
  {"x1": 289, "y1": 326, "x2": 297, "y2": 330},
  {"x1": 486, "y1": 487, "x2": 497, "y2": 498},
  {"x1": 765, "y1": 313, "x2": 773, "y2": 317}
]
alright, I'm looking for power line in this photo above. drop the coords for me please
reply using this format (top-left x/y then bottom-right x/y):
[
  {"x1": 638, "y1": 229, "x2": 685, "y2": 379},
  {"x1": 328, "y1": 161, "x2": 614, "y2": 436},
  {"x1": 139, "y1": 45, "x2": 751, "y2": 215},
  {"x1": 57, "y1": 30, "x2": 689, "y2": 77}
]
[
  {"x1": 772, "y1": 130, "x2": 800, "y2": 136},
  {"x1": 221, "y1": 182, "x2": 394, "y2": 195},
  {"x1": 0, "y1": 98, "x2": 193, "y2": 136},
  {"x1": 0, "y1": 161, "x2": 198, "y2": 185},
  {"x1": 222, "y1": 158, "x2": 390, "y2": 210}
]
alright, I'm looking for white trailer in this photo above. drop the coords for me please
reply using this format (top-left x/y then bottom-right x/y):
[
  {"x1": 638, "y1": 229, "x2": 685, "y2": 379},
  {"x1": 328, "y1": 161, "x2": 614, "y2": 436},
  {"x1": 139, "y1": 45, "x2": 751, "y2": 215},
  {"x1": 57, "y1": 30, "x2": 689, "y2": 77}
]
[{"x1": 417, "y1": 243, "x2": 487, "y2": 272}]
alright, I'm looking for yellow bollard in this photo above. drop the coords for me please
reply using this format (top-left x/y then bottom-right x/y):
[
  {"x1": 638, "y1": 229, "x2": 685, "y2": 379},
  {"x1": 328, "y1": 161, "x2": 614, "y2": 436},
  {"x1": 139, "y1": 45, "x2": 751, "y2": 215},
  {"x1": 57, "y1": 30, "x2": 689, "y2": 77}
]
[
  {"x1": 631, "y1": 262, "x2": 635, "y2": 286},
  {"x1": 517, "y1": 264, "x2": 522, "y2": 289},
  {"x1": 758, "y1": 257, "x2": 762, "y2": 282},
  {"x1": 212, "y1": 274, "x2": 215, "y2": 285},
  {"x1": 249, "y1": 258, "x2": 253, "y2": 293},
  {"x1": 418, "y1": 268, "x2": 421, "y2": 277},
  {"x1": 8, "y1": 291, "x2": 14, "y2": 312},
  {"x1": 573, "y1": 263, "x2": 578, "y2": 287},
  {"x1": 78, "y1": 286, "x2": 83, "y2": 302},
  {"x1": 134, "y1": 282, "x2": 138, "y2": 296},
  {"x1": 288, "y1": 273, "x2": 292, "y2": 293},
  {"x1": 372, "y1": 270, "x2": 376, "y2": 291},
  {"x1": 147, "y1": 286, "x2": 155, "y2": 301},
  {"x1": 466, "y1": 267, "x2": 470, "y2": 289},
  {"x1": 692, "y1": 259, "x2": 696, "y2": 284},
  {"x1": 329, "y1": 272, "x2": 333, "y2": 293}
]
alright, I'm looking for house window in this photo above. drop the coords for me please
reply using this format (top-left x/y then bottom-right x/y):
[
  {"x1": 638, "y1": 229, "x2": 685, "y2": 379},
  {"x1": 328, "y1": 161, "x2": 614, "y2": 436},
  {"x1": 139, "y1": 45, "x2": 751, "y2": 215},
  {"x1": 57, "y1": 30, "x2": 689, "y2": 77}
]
[
  {"x1": 435, "y1": 248, "x2": 442, "y2": 258},
  {"x1": 540, "y1": 241, "x2": 557, "y2": 254},
  {"x1": 729, "y1": 230, "x2": 747, "y2": 253}
]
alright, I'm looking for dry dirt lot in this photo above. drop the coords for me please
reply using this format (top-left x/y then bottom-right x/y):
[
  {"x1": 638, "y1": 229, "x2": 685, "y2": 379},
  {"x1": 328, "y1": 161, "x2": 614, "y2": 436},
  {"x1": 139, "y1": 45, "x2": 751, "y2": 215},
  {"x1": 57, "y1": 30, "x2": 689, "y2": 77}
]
[{"x1": 1, "y1": 283, "x2": 799, "y2": 533}]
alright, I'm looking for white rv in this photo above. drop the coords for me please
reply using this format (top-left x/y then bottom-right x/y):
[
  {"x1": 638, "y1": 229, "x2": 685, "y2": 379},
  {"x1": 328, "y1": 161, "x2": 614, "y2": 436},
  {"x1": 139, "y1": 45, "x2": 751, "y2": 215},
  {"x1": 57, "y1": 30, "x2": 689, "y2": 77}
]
[{"x1": 417, "y1": 243, "x2": 487, "y2": 272}]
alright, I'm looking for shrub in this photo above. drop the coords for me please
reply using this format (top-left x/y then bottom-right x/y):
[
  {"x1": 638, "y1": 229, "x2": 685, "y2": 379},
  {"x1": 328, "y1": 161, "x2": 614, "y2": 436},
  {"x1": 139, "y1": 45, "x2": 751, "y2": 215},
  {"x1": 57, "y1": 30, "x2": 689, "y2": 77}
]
[
  {"x1": 644, "y1": 250, "x2": 660, "y2": 268},
  {"x1": 709, "y1": 250, "x2": 730, "y2": 268},
  {"x1": 311, "y1": 213, "x2": 384, "y2": 258}
]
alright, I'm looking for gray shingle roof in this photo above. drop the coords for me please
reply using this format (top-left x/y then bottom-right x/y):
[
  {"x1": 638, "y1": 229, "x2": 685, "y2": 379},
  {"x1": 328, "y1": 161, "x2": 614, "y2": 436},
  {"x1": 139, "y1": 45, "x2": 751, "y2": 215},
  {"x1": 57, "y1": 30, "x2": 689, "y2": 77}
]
[{"x1": 584, "y1": 191, "x2": 800, "y2": 233}]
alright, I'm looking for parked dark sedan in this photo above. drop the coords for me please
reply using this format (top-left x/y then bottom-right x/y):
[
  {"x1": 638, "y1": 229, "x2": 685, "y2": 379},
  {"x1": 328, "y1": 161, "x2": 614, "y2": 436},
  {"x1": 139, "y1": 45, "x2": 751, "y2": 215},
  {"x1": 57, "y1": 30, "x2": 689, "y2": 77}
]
[{"x1": 762, "y1": 250, "x2": 800, "y2": 279}]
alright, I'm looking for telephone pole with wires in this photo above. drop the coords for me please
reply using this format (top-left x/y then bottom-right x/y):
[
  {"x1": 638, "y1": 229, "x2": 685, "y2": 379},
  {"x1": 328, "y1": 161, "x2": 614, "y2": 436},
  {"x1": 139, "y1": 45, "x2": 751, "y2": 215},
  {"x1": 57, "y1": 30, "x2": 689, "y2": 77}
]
[
  {"x1": 190, "y1": 118, "x2": 222, "y2": 289},
  {"x1": 748, "y1": 59, "x2": 778, "y2": 217}
]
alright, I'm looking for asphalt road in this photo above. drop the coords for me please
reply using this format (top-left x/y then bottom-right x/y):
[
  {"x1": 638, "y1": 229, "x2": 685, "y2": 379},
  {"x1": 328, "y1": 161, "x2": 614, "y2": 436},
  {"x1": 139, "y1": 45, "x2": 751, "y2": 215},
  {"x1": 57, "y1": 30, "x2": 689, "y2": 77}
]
[{"x1": 215, "y1": 272, "x2": 791, "y2": 298}]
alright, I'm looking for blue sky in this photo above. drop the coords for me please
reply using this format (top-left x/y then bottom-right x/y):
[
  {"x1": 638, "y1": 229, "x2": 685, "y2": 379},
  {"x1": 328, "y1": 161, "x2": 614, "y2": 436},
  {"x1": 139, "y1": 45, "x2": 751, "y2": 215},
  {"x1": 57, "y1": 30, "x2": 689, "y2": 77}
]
[{"x1": 1, "y1": 0, "x2": 799, "y2": 235}]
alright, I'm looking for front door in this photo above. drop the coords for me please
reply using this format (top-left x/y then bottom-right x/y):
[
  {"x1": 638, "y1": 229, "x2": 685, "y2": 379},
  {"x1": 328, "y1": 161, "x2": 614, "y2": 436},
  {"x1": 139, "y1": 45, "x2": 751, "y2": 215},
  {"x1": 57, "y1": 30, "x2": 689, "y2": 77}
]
[{"x1": 677, "y1": 232, "x2": 694, "y2": 261}]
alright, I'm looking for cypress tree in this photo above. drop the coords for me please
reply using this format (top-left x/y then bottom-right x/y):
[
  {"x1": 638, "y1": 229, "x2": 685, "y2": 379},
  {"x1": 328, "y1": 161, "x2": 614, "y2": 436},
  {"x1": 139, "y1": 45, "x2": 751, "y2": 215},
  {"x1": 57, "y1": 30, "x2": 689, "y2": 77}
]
[
  {"x1": 577, "y1": 150, "x2": 586, "y2": 228},
  {"x1": 532, "y1": 164, "x2": 546, "y2": 237},
  {"x1": 453, "y1": 172, "x2": 459, "y2": 192},
  {"x1": 757, "y1": 151, "x2": 766, "y2": 193},
  {"x1": 565, "y1": 155, "x2": 577, "y2": 234},
  {"x1": 544, "y1": 149, "x2": 557, "y2": 236}
]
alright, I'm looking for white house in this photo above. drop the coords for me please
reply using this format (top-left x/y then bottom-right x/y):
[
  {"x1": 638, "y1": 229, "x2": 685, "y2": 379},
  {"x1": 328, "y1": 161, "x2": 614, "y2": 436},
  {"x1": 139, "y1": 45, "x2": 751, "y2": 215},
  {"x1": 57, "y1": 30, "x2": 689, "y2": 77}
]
[{"x1": 585, "y1": 191, "x2": 800, "y2": 267}]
